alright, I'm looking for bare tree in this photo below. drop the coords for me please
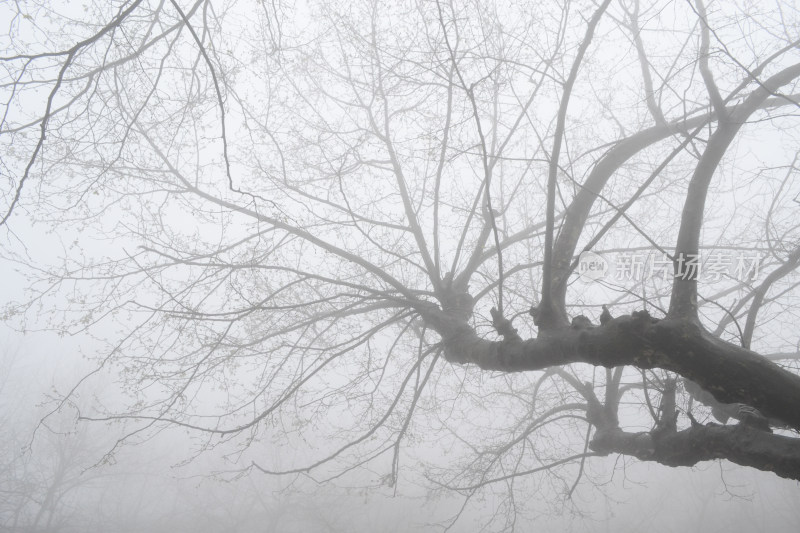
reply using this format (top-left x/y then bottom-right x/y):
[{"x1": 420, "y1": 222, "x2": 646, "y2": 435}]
[
  {"x1": 3, "y1": 0, "x2": 800, "y2": 526},
  {"x1": 0, "y1": 348, "x2": 111, "y2": 533}
]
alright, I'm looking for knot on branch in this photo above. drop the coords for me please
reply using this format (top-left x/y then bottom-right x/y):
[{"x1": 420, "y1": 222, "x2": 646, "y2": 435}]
[
  {"x1": 736, "y1": 404, "x2": 772, "y2": 433},
  {"x1": 490, "y1": 307, "x2": 521, "y2": 341},
  {"x1": 440, "y1": 290, "x2": 474, "y2": 321},
  {"x1": 571, "y1": 315, "x2": 593, "y2": 329},
  {"x1": 528, "y1": 304, "x2": 541, "y2": 325},
  {"x1": 632, "y1": 309, "x2": 658, "y2": 325},
  {"x1": 654, "y1": 378, "x2": 678, "y2": 435},
  {"x1": 580, "y1": 381, "x2": 619, "y2": 430},
  {"x1": 585, "y1": 400, "x2": 606, "y2": 428},
  {"x1": 599, "y1": 304, "x2": 612, "y2": 325},
  {"x1": 619, "y1": 309, "x2": 661, "y2": 341},
  {"x1": 529, "y1": 302, "x2": 570, "y2": 331}
]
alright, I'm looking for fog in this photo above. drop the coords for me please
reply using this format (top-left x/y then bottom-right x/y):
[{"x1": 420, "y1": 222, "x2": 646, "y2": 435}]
[
  {"x1": 2, "y1": 0, "x2": 800, "y2": 531},
  {"x1": 3, "y1": 327, "x2": 799, "y2": 531}
]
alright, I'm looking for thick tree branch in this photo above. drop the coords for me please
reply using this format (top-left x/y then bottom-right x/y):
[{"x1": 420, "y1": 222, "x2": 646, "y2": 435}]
[
  {"x1": 591, "y1": 423, "x2": 800, "y2": 481},
  {"x1": 550, "y1": 86, "x2": 800, "y2": 315},
  {"x1": 670, "y1": 62, "x2": 800, "y2": 318},
  {"x1": 540, "y1": 0, "x2": 612, "y2": 330},
  {"x1": 741, "y1": 247, "x2": 800, "y2": 349},
  {"x1": 426, "y1": 310, "x2": 800, "y2": 433}
]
